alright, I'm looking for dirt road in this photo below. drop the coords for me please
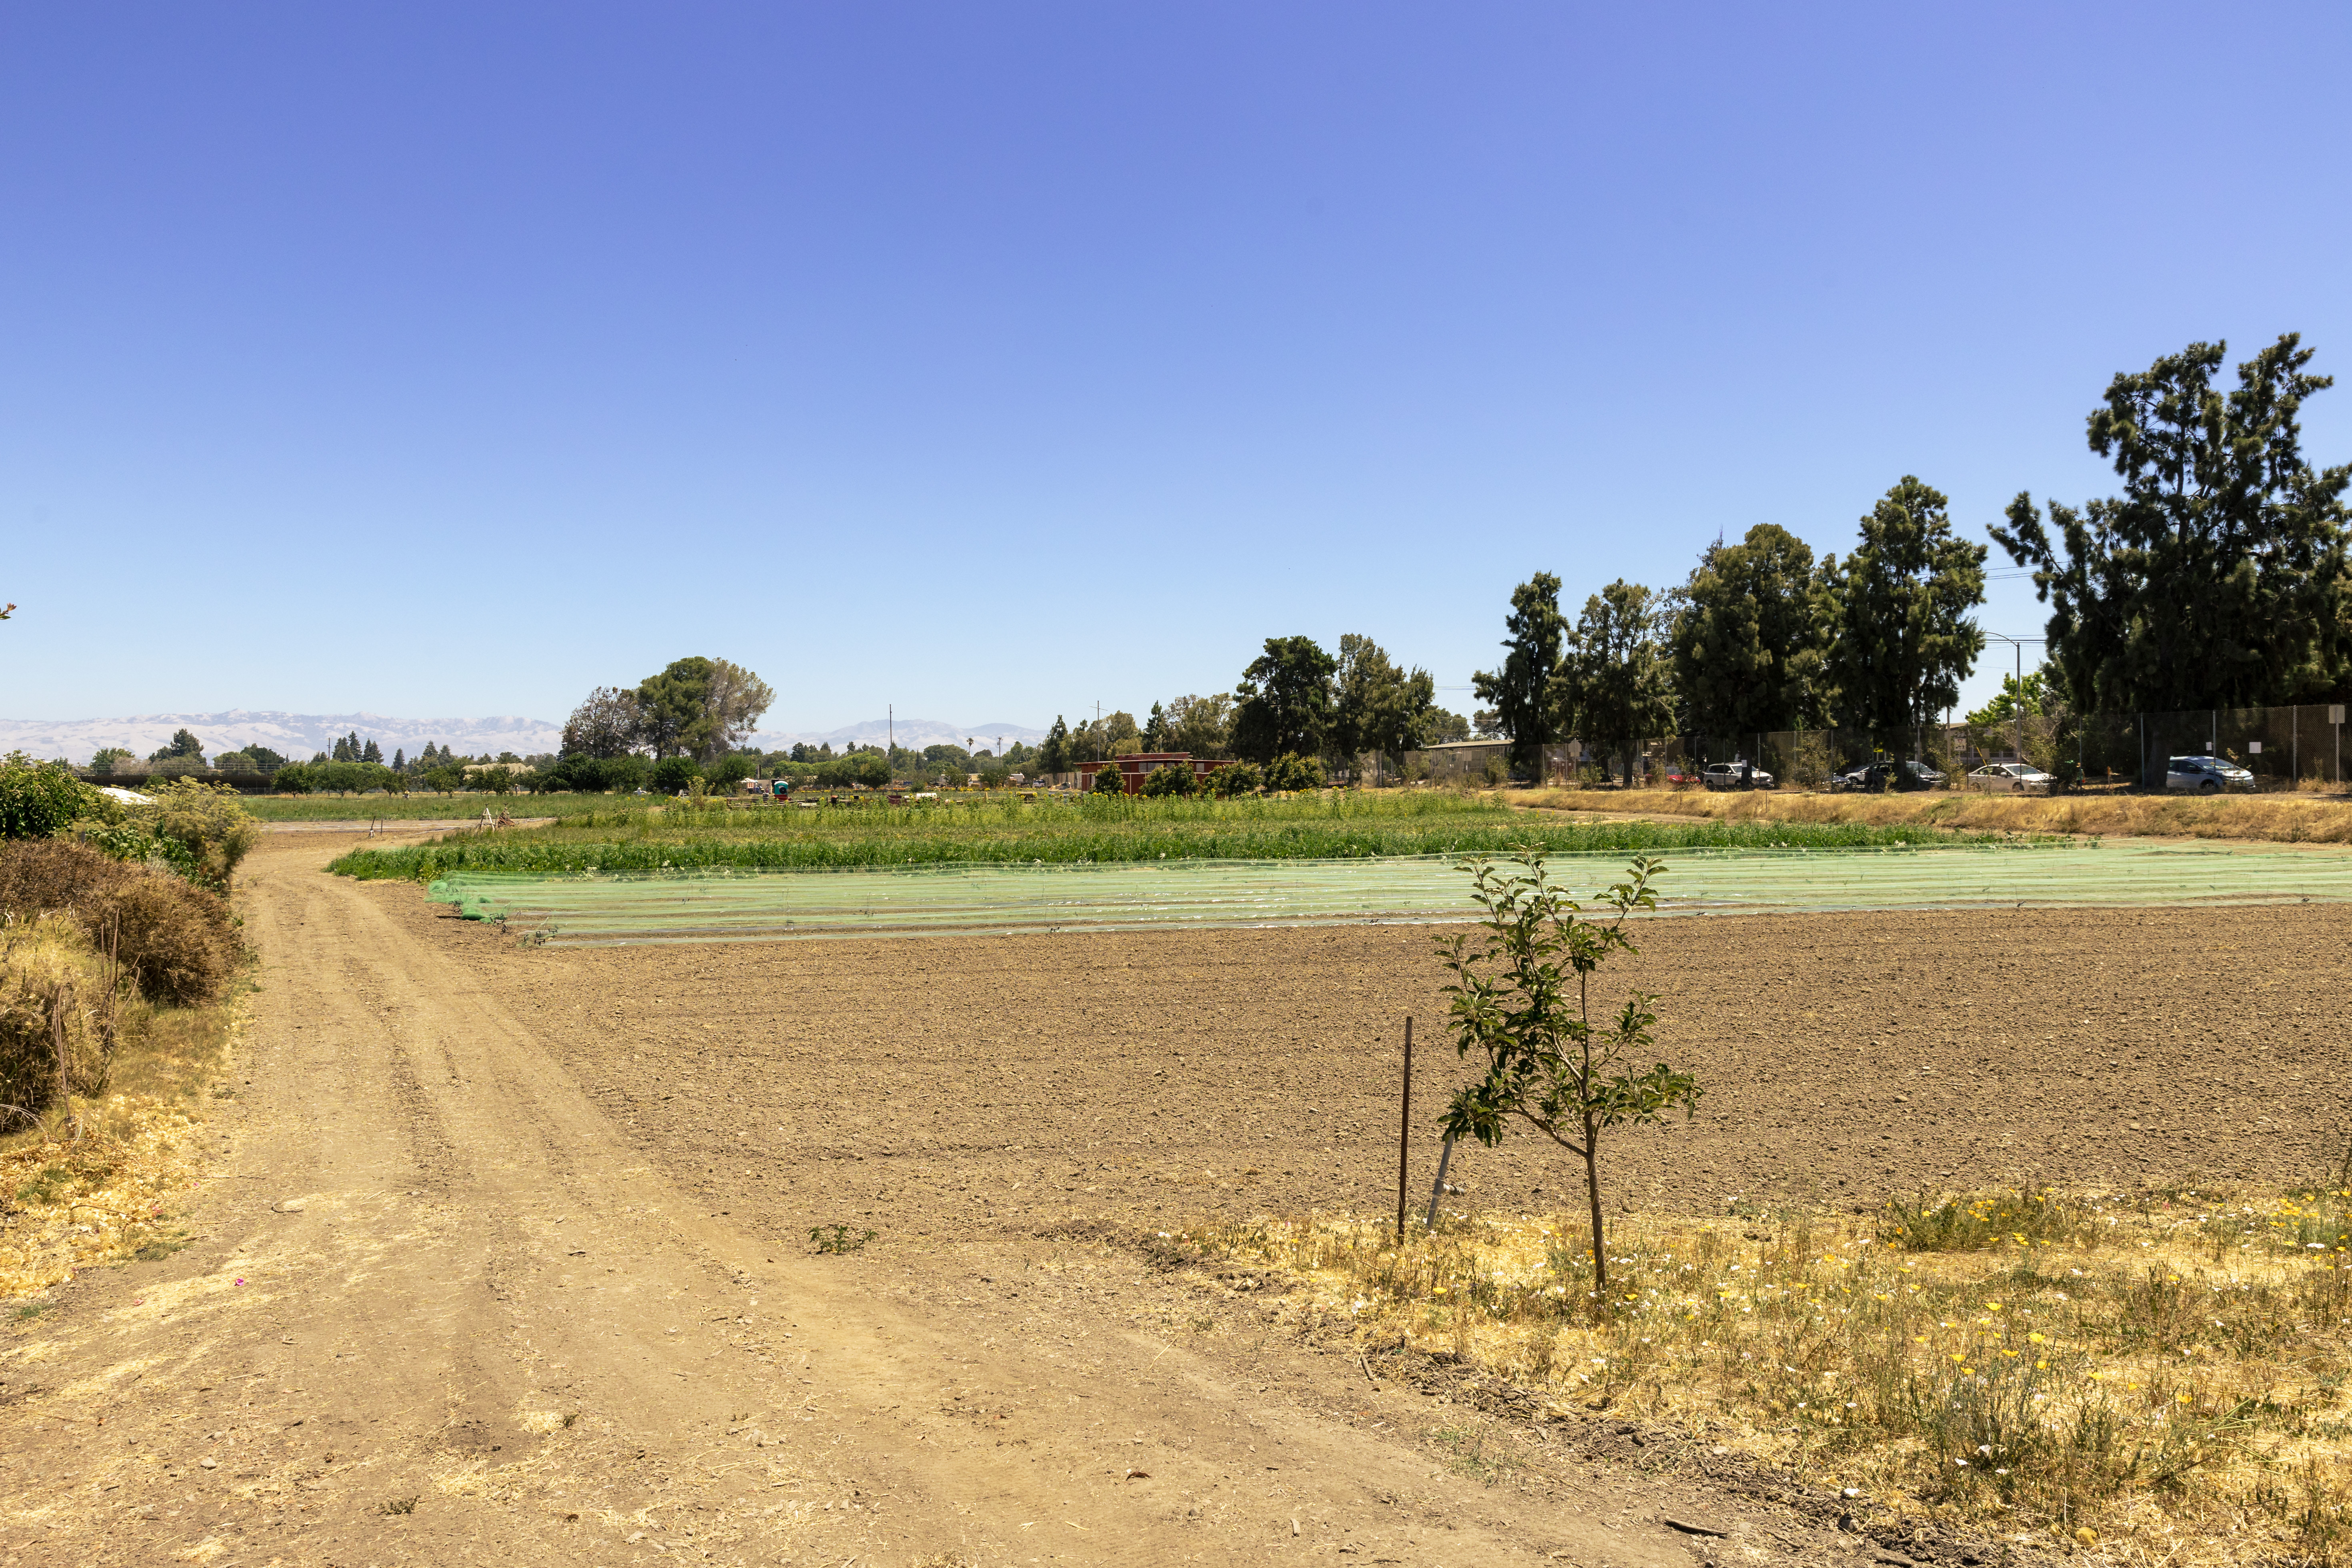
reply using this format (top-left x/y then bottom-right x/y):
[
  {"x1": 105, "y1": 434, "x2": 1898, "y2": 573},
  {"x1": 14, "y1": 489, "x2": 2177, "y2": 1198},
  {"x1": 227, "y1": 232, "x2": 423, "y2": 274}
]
[{"x1": 0, "y1": 834, "x2": 1855, "y2": 1567}]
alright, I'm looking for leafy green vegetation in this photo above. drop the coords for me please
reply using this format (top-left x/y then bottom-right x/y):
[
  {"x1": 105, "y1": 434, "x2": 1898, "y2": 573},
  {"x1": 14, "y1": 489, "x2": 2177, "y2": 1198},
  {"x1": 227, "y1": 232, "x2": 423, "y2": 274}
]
[
  {"x1": 243, "y1": 793, "x2": 628, "y2": 822},
  {"x1": 327, "y1": 790, "x2": 2045, "y2": 882}
]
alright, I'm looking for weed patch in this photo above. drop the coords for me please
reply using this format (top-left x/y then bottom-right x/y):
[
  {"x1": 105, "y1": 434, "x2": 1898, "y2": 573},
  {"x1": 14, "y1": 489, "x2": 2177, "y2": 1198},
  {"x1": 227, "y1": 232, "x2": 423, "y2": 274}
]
[
  {"x1": 808, "y1": 1224, "x2": 876, "y2": 1254},
  {"x1": 1186, "y1": 1185, "x2": 2352, "y2": 1566}
]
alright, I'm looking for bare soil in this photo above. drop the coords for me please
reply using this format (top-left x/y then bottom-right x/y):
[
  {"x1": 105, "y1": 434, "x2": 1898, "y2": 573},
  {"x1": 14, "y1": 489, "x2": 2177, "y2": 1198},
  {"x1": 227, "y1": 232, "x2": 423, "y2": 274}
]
[{"x1": 7, "y1": 830, "x2": 2342, "y2": 1566}]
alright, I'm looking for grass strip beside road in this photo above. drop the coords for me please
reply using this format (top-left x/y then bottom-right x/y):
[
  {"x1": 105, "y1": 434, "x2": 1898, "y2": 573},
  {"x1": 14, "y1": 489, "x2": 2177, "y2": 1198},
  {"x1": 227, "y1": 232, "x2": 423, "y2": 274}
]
[
  {"x1": 1513, "y1": 784, "x2": 2352, "y2": 845},
  {"x1": 327, "y1": 792, "x2": 2047, "y2": 881}
]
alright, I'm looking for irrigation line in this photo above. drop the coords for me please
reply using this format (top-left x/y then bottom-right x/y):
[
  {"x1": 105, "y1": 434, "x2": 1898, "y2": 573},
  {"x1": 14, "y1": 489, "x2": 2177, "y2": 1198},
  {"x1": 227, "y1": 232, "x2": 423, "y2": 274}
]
[{"x1": 426, "y1": 844, "x2": 2352, "y2": 947}]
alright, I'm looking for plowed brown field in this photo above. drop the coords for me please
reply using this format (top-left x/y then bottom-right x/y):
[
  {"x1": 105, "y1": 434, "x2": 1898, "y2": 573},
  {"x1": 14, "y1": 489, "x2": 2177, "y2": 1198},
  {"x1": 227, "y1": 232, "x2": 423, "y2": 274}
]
[{"x1": 478, "y1": 898, "x2": 2350, "y2": 1234}]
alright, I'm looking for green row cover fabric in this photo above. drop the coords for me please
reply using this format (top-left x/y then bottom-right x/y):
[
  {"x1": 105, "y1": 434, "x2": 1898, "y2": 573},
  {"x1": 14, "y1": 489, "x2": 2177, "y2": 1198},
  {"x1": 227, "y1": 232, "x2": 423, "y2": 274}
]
[{"x1": 426, "y1": 842, "x2": 2352, "y2": 946}]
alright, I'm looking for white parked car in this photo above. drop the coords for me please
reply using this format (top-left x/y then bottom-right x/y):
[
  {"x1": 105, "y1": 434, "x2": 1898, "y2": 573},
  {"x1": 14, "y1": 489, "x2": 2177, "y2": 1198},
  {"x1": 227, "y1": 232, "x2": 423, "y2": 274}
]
[
  {"x1": 1701, "y1": 760, "x2": 1774, "y2": 790},
  {"x1": 2165, "y1": 755, "x2": 2256, "y2": 794},
  {"x1": 1967, "y1": 761, "x2": 2053, "y2": 794}
]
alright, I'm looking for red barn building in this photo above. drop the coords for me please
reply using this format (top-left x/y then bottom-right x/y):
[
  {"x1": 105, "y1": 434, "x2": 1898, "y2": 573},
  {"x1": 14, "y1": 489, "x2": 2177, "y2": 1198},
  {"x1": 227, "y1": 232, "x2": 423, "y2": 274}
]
[{"x1": 1073, "y1": 752, "x2": 1234, "y2": 795}]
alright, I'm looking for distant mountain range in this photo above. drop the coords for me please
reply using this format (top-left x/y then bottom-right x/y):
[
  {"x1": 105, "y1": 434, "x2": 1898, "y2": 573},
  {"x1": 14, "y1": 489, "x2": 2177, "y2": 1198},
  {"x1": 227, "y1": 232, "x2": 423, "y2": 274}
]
[
  {"x1": 0, "y1": 711, "x2": 564, "y2": 765},
  {"x1": 2, "y1": 710, "x2": 1048, "y2": 764}
]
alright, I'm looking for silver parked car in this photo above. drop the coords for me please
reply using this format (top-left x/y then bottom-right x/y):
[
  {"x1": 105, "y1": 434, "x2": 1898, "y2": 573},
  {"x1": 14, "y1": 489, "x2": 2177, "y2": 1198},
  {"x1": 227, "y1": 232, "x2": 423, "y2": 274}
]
[
  {"x1": 1967, "y1": 761, "x2": 2053, "y2": 794},
  {"x1": 2166, "y1": 755, "x2": 2256, "y2": 794}
]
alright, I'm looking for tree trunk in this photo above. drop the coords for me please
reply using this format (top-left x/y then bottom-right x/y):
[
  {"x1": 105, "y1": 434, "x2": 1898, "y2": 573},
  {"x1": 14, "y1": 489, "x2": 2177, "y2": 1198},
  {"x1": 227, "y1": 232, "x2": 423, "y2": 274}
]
[{"x1": 1584, "y1": 1103, "x2": 1606, "y2": 1306}]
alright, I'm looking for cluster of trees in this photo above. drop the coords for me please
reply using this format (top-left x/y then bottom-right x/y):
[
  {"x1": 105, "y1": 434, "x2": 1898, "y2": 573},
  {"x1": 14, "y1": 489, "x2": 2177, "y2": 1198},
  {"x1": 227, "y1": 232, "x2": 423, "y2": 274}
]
[
  {"x1": 1031, "y1": 634, "x2": 1468, "y2": 776},
  {"x1": 1475, "y1": 478, "x2": 1989, "y2": 780},
  {"x1": 562, "y1": 657, "x2": 775, "y2": 764},
  {"x1": 82, "y1": 730, "x2": 520, "y2": 786},
  {"x1": 1028, "y1": 702, "x2": 1231, "y2": 773},
  {"x1": 91, "y1": 731, "x2": 296, "y2": 779},
  {"x1": 1470, "y1": 334, "x2": 2350, "y2": 783},
  {"x1": 326, "y1": 731, "x2": 383, "y2": 764}
]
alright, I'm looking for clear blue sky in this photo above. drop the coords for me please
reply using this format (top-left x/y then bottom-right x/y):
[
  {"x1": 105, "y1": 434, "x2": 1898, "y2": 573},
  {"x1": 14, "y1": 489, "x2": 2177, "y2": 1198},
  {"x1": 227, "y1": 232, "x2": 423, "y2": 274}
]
[{"x1": 6, "y1": 3, "x2": 2349, "y2": 730}]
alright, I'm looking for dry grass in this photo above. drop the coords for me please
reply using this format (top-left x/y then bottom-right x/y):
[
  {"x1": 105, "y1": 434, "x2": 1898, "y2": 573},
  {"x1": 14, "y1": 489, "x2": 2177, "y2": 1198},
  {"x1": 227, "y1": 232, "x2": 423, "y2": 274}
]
[
  {"x1": 0, "y1": 914, "x2": 242, "y2": 1302},
  {"x1": 1192, "y1": 1186, "x2": 2352, "y2": 1565},
  {"x1": 1505, "y1": 786, "x2": 2352, "y2": 847}
]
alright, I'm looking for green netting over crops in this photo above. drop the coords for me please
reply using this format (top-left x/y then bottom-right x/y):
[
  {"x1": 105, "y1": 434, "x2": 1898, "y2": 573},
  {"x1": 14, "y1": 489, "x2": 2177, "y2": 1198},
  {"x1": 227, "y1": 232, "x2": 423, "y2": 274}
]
[{"x1": 428, "y1": 842, "x2": 2352, "y2": 946}]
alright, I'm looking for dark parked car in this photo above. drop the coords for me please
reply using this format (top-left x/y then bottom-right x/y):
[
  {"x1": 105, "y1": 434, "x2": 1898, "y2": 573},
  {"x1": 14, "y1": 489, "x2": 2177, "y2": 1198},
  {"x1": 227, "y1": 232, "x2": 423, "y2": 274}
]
[{"x1": 1832, "y1": 759, "x2": 1945, "y2": 792}]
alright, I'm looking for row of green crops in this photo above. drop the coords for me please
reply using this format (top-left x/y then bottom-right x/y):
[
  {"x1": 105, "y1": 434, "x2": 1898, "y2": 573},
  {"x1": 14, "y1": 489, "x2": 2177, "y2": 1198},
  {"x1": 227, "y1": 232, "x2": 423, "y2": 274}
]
[
  {"x1": 329, "y1": 792, "x2": 2053, "y2": 881},
  {"x1": 242, "y1": 792, "x2": 625, "y2": 821}
]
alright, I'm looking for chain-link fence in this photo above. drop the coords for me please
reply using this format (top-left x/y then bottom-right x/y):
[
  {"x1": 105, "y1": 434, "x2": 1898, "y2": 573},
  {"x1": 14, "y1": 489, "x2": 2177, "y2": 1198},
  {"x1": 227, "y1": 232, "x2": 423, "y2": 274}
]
[{"x1": 1376, "y1": 701, "x2": 2352, "y2": 792}]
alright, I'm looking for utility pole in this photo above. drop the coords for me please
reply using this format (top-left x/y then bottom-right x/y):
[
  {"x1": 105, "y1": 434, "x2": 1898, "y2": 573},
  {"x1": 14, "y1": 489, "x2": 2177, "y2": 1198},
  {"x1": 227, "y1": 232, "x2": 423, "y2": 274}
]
[{"x1": 1980, "y1": 634, "x2": 2046, "y2": 764}]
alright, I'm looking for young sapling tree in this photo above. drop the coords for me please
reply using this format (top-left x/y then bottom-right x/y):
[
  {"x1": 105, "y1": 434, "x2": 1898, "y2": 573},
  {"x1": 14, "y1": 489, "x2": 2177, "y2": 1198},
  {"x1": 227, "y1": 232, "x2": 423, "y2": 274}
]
[{"x1": 1434, "y1": 851, "x2": 1702, "y2": 1305}]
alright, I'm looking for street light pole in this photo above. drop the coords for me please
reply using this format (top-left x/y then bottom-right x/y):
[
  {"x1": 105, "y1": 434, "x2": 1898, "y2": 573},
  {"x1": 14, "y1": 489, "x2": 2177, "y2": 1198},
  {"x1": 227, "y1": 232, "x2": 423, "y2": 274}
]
[{"x1": 1980, "y1": 634, "x2": 2048, "y2": 768}]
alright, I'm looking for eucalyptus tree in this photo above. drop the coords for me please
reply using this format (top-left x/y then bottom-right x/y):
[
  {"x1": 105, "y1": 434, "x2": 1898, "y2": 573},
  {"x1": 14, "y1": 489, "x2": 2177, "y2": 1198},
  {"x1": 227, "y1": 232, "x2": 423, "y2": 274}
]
[
  {"x1": 1820, "y1": 478, "x2": 1986, "y2": 729},
  {"x1": 1472, "y1": 573, "x2": 1568, "y2": 778},
  {"x1": 1554, "y1": 580, "x2": 1675, "y2": 785},
  {"x1": 1990, "y1": 333, "x2": 2350, "y2": 719},
  {"x1": 1669, "y1": 524, "x2": 1826, "y2": 738}
]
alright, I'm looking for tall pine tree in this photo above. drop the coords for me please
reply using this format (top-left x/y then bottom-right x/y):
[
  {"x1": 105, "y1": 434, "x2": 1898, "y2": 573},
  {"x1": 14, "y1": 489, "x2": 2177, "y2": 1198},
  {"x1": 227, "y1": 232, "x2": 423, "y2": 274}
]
[
  {"x1": 1820, "y1": 478, "x2": 1986, "y2": 730},
  {"x1": 1472, "y1": 574, "x2": 1568, "y2": 777},
  {"x1": 1552, "y1": 581, "x2": 1674, "y2": 785},
  {"x1": 1669, "y1": 524, "x2": 1826, "y2": 738}
]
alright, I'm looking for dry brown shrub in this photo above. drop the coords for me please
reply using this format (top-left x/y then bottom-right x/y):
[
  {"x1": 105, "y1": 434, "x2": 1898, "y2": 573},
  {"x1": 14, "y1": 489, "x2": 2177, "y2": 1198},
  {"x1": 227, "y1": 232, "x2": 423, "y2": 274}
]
[
  {"x1": 0, "y1": 918, "x2": 114, "y2": 1124},
  {"x1": 0, "y1": 840, "x2": 236, "y2": 1006},
  {"x1": 88, "y1": 876, "x2": 234, "y2": 1006},
  {"x1": 0, "y1": 836, "x2": 133, "y2": 913}
]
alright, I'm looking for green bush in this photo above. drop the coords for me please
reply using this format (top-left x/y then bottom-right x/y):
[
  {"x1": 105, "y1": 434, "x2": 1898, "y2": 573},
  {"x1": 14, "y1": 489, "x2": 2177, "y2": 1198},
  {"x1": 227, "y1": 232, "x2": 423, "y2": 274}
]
[
  {"x1": 708, "y1": 753, "x2": 757, "y2": 788},
  {"x1": 650, "y1": 756, "x2": 703, "y2": 794},
  {"x1": 813, "y1": 753, "x2": 891, "y2": 789},
  {"x1": 80, "y1": 823, "x2": 161, "y2": 862},
  {"x1": 1263, "y1": 753, "x2": 1326, "y2": 792},
  {"x1": 1207, "y1": 761, "x2": 1262, "y2": 797},
  {"x1": 542, "y1": 753, "x2": 645, "y2": 794},
  {"x1": 1090, "y1": 763, "x2": 1125, "y2": 795},
  {"x1": 132, "y1": 778, "x2": 260, "y2": 892},
  {"x1": 1142, "y1": 762, "x2": 1195, "y2": 798},
  {"x1": 0, "y1": 752, "x2": 95, "y2": 839}
]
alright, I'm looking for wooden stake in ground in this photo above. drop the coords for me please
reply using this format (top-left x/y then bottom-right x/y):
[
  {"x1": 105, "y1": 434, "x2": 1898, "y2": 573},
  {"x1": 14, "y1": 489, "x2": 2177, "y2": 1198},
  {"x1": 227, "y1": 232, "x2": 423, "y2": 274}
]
[{"x1": 1394, "y1": 1016, "x2": 1413, "y2": 1245}]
